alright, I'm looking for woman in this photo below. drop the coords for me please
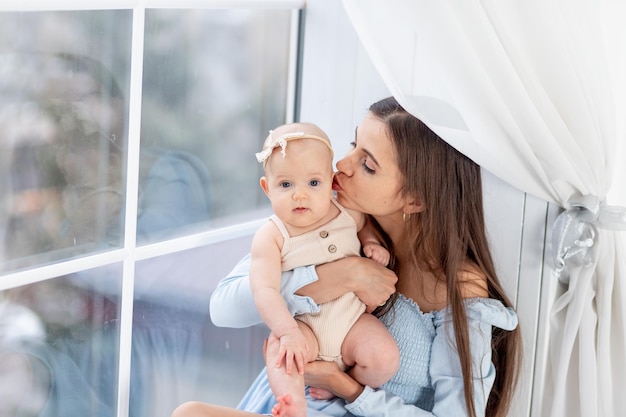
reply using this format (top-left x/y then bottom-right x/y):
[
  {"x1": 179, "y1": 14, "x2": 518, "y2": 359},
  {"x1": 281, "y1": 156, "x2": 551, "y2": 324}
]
[{"x1": 175, "y1": 96, "x2": 522, "y2": 417}]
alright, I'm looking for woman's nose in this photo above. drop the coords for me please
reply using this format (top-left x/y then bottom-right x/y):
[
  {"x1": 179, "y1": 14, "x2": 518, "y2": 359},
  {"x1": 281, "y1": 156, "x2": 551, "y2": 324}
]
[{"x1": 335, "y1": 154, "x2": 353, "y2": 175}]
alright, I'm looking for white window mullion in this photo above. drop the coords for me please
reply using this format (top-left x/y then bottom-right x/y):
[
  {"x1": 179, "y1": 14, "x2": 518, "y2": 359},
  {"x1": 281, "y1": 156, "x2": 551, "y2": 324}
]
[
  {"x1": 116, "y1": 5, "x2": 145, "y2": 417},
  {"x1": 134, "y1": 219, "x2": 265, "y2": 261},
  {"x1": 0, "y1": 249, "x2": 129, "y2": 291},
  {"x1": 285, "y1": 8, "x2": 302, "y2": 123}
]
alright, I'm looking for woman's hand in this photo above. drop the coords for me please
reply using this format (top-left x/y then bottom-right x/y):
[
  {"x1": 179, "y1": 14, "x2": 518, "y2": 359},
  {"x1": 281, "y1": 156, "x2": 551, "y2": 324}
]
[
  {"x1": 304, "y1": 360, "x2": 364, "y2": 403},
  {"x1": 299, "y1": 257, "x2": 397, "y2": 312}
]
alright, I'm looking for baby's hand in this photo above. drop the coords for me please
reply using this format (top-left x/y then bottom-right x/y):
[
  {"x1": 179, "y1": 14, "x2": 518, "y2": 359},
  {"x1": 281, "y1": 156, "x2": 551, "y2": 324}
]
[
  {"x1": 275, "y1": 328, "x2": 309, "y2": 375},
  {"x1": 363, "y1": 242, "x2": 390, "y2": 266}
]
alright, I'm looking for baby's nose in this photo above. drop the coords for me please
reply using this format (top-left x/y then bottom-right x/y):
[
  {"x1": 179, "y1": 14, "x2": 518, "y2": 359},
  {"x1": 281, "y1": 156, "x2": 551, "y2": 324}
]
[{"x1": 292, "y1": 188, "x2": 307, "y2": 200}]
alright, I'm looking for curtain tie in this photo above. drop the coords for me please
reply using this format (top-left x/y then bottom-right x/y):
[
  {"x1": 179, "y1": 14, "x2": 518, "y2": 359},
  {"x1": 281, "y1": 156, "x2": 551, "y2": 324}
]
[{"x1": 552, "y1": 195, "x2": 626, "y2": 284}]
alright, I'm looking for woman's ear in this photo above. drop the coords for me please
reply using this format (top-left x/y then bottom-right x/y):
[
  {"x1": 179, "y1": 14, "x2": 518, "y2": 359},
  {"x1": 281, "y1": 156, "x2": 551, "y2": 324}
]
[{"x1": 403, "y1": 197, "x2": 425, "y2": 215}]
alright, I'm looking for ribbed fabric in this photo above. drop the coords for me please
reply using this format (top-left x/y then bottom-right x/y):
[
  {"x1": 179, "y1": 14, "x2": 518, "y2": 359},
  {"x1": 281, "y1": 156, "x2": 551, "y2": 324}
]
[
  {"x1": 270, "y1": 198, "x2": 364, "y2": 366},
  {"x1": 271, "y1": 199, "x2": 361, "y2": 272},
  {"x1": 298, "y1": 292, "x2": 365, "y2": 366}
]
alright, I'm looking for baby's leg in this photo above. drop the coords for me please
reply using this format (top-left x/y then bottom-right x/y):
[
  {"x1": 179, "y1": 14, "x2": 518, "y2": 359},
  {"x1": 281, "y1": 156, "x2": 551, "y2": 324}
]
[
  {"x1": 266, "y1": 321, "x2": 318, "y2": 417},
  {"x1": 341, "y1": 313, "x2": 400, "y2": 388}
]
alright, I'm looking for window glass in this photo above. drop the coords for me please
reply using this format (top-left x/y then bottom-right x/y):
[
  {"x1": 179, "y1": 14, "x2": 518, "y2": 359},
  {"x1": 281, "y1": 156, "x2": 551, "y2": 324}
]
[
  {"x1": 0, "y1": 11, "x2": 132, "y2": 273},
  {"x1": 139, "y1": 9, "x2": 292, "y2": 243},
  {"x1": 131, "y1": 236, "x2": 266, "y2": 413},
  {"x1": 0, "y1": 6, "x2": 297, "y2": 416},
  {"x1": 0, "y1": 265, "x2": 122, "y2": 416}
]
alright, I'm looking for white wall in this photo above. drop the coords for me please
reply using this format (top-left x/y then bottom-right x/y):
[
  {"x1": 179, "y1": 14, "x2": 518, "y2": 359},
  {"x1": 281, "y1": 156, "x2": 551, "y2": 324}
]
[{"x1": 298, "y1": 1, "x2": 556, "y2": 415}]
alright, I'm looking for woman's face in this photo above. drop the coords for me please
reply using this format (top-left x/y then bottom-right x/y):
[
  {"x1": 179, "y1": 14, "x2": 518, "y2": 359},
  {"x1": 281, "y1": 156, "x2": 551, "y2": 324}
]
[{"x1": 333, "y1": 113, "x2": 406, "y2": 218}]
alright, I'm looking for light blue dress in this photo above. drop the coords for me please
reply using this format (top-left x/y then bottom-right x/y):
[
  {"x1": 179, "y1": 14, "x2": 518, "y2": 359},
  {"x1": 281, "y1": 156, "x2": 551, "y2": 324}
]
[{"x1": 210, "y1": 254, "x2": 518, "y2": 417}]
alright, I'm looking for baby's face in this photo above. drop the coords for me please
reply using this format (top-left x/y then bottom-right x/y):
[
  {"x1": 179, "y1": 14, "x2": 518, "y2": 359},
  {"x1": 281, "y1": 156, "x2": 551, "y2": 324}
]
[{"x1": 263, "y1": 138, "x2": 335, "y2": 231}]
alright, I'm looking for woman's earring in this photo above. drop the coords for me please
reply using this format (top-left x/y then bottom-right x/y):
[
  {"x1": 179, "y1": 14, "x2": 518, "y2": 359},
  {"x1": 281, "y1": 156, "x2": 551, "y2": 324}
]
[{"x1": 403, "y1": 212, "x2": 408, "y2": 222}]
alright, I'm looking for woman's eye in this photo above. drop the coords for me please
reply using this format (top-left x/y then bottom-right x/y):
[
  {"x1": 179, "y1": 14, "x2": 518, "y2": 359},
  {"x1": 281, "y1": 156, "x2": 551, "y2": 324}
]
[
  {"x1": 349, "y1": 141, "x2": 356, "y2": 148},
  {"x1": 362, "y1": 160, "x2": 375, "y2": 174}
]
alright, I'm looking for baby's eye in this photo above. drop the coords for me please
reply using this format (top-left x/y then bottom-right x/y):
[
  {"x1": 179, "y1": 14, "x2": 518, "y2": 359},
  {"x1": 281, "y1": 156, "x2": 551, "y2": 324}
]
[
  {"x1": 279, "y1": 181, "x2": 292, "y2": 188},
  {"x1": 309, "y1": 179, "x2": 320, "y2": 187}
]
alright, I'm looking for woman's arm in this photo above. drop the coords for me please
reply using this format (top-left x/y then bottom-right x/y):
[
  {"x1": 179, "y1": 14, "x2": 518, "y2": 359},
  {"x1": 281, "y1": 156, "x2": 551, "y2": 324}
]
[
  {"x1": 210, "y1": 254, "x2": 397, "y2": 328},
  {"x1": 428, "y1": 299, "x2": 517, "y2": 416},
  {"x1": 209, "y1": 254, "x2": 319, "y2": 328},
  {"x1": 299, "y1": 256, "x2": 396, "y2": 312},
  {"x1": 304, "y1": 361, "x2": 434, "y2": 417}
]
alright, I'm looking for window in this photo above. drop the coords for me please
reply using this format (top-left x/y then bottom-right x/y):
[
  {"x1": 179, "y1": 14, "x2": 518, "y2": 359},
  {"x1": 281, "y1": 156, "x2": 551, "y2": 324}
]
[{"x1": 0, "y1": 3, "x2": 302, "y2": 416}]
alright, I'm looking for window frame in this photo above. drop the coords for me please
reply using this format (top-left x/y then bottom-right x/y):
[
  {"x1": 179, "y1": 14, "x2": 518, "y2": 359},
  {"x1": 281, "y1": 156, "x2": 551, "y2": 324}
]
[{"x1": 0, "y1": 2, "x2": 304, "y2": 416}]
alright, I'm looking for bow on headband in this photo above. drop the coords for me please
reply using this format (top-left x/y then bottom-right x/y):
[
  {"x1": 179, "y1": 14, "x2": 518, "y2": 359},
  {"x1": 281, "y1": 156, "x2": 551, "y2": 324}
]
[{"x1": 255, "y1": 131, "x2": 333, "y2": 167}]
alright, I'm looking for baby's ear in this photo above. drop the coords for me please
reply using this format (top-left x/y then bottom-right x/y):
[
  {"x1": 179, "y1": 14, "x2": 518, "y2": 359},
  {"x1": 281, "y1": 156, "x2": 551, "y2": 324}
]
[{"x1": 259, "y1": 176, "x2": 270, "y2": 196}]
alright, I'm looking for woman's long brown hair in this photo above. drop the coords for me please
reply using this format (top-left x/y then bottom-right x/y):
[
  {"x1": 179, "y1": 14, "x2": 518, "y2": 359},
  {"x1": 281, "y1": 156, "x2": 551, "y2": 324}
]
[{"x1": 369, "y1": 97, "x2": 522, "y2": 417}]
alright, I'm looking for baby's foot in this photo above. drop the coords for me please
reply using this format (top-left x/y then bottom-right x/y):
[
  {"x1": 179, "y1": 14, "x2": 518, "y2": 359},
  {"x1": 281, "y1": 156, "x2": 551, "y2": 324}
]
[
  {"x1": 309, "y1": 387, "x2": 335, "y2": 400},
  {"x1": 272, "y1": 394, "x2": 303, "y2": 417}
]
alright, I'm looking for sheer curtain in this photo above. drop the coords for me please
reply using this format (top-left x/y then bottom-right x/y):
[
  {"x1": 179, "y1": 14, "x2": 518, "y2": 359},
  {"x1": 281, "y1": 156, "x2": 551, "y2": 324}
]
[{"x1": 340, "y1": 0, "x2": 626, "y2": 416}]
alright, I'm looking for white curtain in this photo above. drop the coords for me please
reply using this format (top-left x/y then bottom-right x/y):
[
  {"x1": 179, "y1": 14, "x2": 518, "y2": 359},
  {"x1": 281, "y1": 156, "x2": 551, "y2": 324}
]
[{"x1": 340, "y1": 0, "x2": 626, "y2": 416}]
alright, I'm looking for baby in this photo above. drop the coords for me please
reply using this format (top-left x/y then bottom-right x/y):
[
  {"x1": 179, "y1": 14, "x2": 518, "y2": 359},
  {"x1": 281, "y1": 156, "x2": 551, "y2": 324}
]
[{"x1": 249, "y1": 122, "x2": 399, "y2": 417}]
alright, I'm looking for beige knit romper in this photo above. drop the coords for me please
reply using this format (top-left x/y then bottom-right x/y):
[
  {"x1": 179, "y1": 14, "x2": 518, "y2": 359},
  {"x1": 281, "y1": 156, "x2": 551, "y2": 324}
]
[{"x1": 271, "y1": 199, "x2": 366, "y2": 370}]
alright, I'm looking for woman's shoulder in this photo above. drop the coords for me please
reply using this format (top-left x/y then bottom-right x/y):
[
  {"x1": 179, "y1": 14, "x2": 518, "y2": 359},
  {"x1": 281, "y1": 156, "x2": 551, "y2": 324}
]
[
  {"x1": 434, "y1": 297, "x2": 518, "y2": 331},
  {"x1": 458, "y1": 262, "x2": 488, "y2": 298}
]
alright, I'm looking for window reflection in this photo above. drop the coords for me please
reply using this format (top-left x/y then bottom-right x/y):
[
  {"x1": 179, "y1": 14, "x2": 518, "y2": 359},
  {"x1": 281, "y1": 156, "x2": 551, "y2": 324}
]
[
  {"x1": 0, "y1": 266, "x2": 122, "y2": 416},
  {"x1": 0, "y1": 10, "x2": 132, "y2": 272},
  {"x1": 141, "y1": 9, "x2": 291, "y2": 234},
  {"x1": 0, "y1": 237, "x2": 267, "y2": 417},
  {"x1": 0, "y1": 6, "x2": 295, "y2": 417},
  {"x1": 1, "y1": 8, "x2": 293, "y2": 271},
  {"x1": 131, "y1": 237, "x2": 266, "y2": 414}
]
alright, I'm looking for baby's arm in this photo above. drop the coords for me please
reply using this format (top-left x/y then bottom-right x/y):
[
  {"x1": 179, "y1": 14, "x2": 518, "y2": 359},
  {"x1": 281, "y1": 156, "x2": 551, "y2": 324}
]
[
  {"x1": 348, "y1": 208, "x2": 390, "y2": 267},
  {"x1": 249, "y1": 223, "x2": 309, "y2": 375}
]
